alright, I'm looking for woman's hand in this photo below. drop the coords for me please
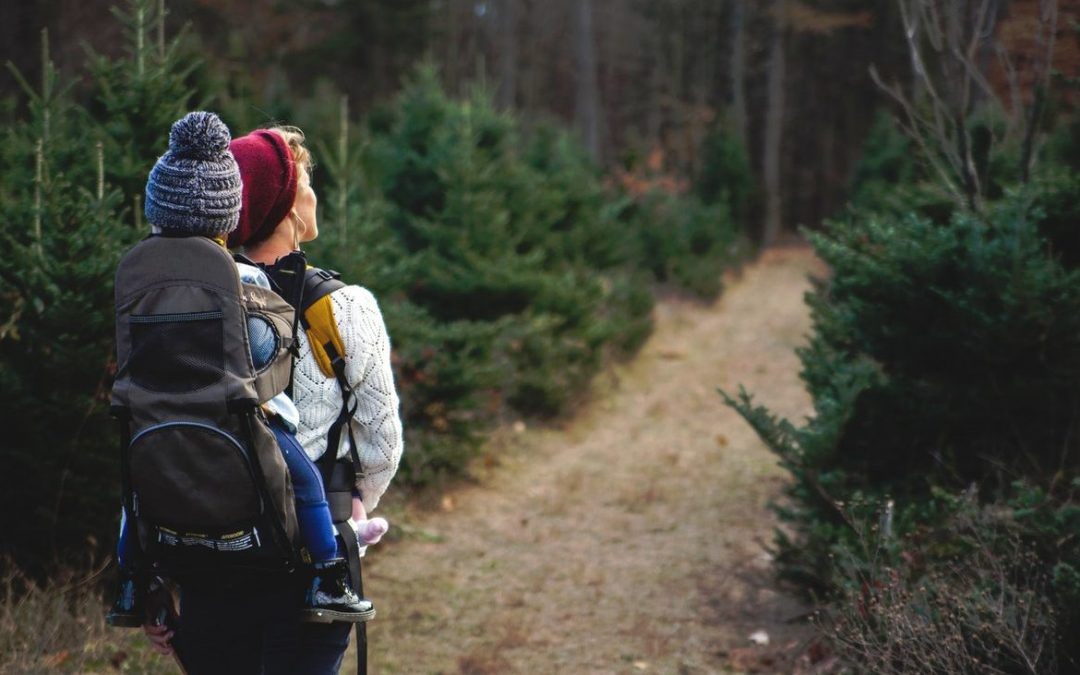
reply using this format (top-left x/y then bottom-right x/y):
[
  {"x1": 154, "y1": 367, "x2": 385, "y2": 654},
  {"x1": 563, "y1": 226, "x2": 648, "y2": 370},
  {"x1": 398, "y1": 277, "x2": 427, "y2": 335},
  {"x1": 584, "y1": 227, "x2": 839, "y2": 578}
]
[
  {"x1": 142, "y1": 576, "x2": 179, "y2": 657},
  {"x1": 143, "y1": 621, "x2": 175, "y2": 656}
]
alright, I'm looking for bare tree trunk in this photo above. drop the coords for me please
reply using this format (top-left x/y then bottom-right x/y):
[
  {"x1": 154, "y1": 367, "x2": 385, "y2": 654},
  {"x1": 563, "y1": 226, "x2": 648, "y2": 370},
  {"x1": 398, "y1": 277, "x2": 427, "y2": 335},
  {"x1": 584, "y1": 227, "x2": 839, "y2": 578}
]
[
  {"x1": 762, "y1": 0, "x2": 786, "y2": 246},
  {"x1": 671, "y1": 2, "x2": 687, "y2": 170},
  {"x1": 689, "y1": 8, "x2": 716, "y2": 178},
  {"x1": 497, "y1": 0, "x2": 517, "y2": 110},
  {"x1": 445, "y1": 0, "x2": 460, "y2": 95},
  {"x1": 467, "y1": 1, "x2": 481, "y2": 88},
  {"x1": 647, "y1": 31, "x2": 665, "y2": 148},
  {"x1": 1021, "y1": 0, "x2": 1058, "y2": 182},
  {"x1": 574, "y1": 0, "x2": 601, "y2": 160},
  {"x1": 730, "y1": 0, "x2": 748, "y2": 144}
]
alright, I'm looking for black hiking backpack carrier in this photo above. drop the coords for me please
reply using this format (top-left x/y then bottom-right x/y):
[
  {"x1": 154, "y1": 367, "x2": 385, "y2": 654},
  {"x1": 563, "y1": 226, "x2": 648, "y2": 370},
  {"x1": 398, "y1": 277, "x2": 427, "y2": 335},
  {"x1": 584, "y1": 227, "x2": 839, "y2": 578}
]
[{"x1": 110, "y1": 235, "x2": 302, "y2": 576}]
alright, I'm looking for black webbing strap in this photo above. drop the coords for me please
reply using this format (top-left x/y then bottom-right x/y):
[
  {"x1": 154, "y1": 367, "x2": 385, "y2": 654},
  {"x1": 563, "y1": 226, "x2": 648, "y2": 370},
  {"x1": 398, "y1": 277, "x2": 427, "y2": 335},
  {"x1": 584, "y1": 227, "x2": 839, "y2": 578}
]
[
  {"x1": 111, "y1": 406, "x2": 133, "y2": 514},
  {"x1": 315, "y1": 342, "x2": 365, "y2": 488},
  {"x1": 111, "y1": 405, "x2": 142, "y2": 563},
  {"x1": 334, "y1": 520, "x2": 367, "y2": 675},
  {"x1": 326, "y1": 491, "x2": 354, "y2": 520},
  {"x1": 254, "y1": 251, "x2": 310, "y2": 396},
  {"x1": 285, "y1": 255, "x2": 309, "y2": 395}
]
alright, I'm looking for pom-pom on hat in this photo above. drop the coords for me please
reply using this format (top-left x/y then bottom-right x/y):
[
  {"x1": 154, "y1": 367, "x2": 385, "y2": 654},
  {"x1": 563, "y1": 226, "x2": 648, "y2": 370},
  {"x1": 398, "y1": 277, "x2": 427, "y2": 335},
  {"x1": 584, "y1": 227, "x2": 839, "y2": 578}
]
[
  {"x1": 227, "y1": 130, "x2": 298, "y2": 249},
  {"x1": 144, "y1": 111, "x2": 243, "y2": 238}
]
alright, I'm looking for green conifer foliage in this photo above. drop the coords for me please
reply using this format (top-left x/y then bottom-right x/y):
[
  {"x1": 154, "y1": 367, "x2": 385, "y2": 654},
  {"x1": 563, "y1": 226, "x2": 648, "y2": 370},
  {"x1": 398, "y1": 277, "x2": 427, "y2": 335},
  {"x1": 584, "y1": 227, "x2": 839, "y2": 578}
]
[
  {"x1": 1, "y1": 30, "x2": 130, "y2": 571},
  {"x1": 85, "y1": 0, "x2": 208, "y2": 208},
  {"x1": 846, "y1": 111, "x2": 952, "y2": 223},
  {"x1": 695, "y1": 125, "x2": 755, "y2": 228},
  {"x1": 0, "y1": 0, "x2": 211, "y2": 572},
  {"x1": 722, "y1": 110, "x2": 1080, "y2": 667}
]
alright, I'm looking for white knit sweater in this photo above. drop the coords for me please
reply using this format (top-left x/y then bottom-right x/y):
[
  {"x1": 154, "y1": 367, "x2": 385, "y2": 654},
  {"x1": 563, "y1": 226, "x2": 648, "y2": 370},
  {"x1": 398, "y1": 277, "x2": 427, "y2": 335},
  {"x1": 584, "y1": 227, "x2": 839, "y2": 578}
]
[{"x1": 290, "y1": 284, "x2": 403, "y2": 512}]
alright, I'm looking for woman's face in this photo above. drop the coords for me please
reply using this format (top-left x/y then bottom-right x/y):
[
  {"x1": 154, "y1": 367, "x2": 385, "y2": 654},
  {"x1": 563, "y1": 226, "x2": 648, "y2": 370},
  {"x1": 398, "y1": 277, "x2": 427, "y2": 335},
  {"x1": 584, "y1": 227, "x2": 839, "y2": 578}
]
[{"x1": 293, "y1": 164, "x2": 318, "y2": 243}]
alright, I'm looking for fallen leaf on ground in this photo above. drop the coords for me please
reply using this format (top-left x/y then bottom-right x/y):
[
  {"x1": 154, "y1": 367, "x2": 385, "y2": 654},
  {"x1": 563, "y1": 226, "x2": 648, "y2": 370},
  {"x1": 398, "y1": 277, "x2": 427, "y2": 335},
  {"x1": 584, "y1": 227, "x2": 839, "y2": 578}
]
[
  {"x1": 41, "y1": 651, "x2": 70, "y2": 668},
  {"x1": 727, "y1": 647, "x2": 777, "y2": 673}
]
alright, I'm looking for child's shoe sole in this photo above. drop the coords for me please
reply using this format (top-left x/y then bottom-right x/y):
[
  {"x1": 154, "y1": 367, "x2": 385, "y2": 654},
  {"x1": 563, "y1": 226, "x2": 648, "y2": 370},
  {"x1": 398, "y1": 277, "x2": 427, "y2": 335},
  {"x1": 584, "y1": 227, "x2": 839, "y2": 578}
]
[
  {"x1": 105, "y1": 611, "x2": 144, "y2": 628},
  {"x1": 301, "y1": 606, "x2": 376, "y2": 624}
]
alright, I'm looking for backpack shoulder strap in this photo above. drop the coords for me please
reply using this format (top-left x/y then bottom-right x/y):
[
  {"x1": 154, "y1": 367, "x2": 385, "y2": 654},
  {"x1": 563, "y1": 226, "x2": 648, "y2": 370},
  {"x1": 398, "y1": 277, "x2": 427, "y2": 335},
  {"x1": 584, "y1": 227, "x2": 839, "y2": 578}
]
[
  {"x1": 299, "y1": 267, "x2": 346, "y2": 380},
  {"x1": 299, "y1": 269, "x2": 365, "y2": 483}
]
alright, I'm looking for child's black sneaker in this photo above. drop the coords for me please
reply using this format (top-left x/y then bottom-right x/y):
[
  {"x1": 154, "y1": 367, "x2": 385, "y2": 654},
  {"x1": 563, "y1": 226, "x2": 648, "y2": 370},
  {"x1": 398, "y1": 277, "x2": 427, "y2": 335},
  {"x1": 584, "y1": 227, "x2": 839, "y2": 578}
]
[
  {"x1": 105, "y1": 567, "x2": 144, "y2": 628},
  {"x1": 301, "y1": 558, "x2": 375, "y2": 624}
]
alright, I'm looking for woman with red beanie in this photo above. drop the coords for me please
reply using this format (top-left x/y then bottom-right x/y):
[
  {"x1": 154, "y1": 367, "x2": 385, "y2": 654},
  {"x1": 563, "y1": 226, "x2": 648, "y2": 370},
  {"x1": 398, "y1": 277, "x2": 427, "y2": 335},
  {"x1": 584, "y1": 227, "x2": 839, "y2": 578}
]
[
  {"x1": 226, "y1": 126, "x2": 401, "y2": 553},
  {"x1": 144, "y1": 125, "x2": 403, "y2": 675}
]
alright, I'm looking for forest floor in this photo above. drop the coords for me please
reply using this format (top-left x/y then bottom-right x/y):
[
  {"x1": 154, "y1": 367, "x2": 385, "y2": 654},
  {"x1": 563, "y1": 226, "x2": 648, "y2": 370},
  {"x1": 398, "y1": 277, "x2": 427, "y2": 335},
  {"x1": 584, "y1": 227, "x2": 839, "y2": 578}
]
[{"x1": 358, "y1": 244, "x2": 827, "y2": 674}]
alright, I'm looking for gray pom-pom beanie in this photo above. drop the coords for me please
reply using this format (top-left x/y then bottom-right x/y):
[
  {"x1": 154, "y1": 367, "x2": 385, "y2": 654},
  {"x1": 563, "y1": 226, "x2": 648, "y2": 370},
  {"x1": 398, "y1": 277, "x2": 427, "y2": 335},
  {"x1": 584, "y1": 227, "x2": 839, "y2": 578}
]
[{"x1": 144, "y1": 111, "x2": 243, "y2": 238}]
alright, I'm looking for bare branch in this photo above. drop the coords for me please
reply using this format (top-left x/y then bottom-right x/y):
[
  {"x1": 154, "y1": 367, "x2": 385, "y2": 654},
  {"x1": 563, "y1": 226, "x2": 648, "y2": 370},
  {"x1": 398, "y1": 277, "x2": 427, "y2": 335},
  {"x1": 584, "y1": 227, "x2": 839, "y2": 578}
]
[
  {"x1": 874, "y1": 0, "x2": 1059, "y2": 210},
  {"x1": 1020, "y1": 0, "x2": 1060, "y2": 181}
]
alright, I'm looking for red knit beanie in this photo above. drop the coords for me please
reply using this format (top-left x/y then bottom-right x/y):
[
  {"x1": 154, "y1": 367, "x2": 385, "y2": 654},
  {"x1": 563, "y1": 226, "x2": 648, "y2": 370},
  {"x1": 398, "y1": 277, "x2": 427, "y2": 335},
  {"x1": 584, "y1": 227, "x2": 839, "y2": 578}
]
[{"x1": 227, "y1": 129, "x2": 298, "y2": 248}]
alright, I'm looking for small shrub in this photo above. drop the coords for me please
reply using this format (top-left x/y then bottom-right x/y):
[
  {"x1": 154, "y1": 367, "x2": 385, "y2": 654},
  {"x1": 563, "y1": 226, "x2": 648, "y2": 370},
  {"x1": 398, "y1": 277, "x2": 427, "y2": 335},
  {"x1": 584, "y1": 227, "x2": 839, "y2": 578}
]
[
  {"x1": 0, "y1": 561, "x2": 175, "y2": 674},
  {"x1": 620, "y1": 191, "x2": 748, "y2": 299},
  {"x1": 846, "y1": 112, "x2": 953, "y2": 223},
  {"x1": 824, "y1": 496, "x2": 1058, "y2": 675},
  {"x1": 724, "y1": 169, "x2": 1080, "y2": 596},
  {"x1": 695, "y1": 125, "x2": 755, "y2": 227}
]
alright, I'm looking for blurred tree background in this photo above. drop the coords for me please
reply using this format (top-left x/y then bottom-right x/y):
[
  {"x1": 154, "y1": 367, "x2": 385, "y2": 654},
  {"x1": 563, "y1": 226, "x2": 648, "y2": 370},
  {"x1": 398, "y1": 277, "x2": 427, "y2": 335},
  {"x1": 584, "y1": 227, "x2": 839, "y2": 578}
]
[{"x1": 3, "y1": 0, "x2": 914, "y2": 241}]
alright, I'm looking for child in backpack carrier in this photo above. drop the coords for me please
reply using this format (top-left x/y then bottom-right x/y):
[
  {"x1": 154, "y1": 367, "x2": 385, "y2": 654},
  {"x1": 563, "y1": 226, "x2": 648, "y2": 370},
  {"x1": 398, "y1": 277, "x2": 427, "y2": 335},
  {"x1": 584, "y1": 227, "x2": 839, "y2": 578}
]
[{"x1": 106, "y1": 111, "x2": 387, "y2": 628}]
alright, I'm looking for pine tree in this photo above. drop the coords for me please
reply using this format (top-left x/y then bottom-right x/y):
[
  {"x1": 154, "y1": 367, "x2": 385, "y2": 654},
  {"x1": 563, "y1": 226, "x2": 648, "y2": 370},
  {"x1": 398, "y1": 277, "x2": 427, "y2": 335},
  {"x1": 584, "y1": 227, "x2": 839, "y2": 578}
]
[
  {"x1": 85, "y1": 0, "x2": 206, "y2": 213},
  {"x1": 0, "y1": 0, "x2": 211, "y2": 573},
  {"x1": 1, "y1": 27, "x2": 128, "y2": 571}
]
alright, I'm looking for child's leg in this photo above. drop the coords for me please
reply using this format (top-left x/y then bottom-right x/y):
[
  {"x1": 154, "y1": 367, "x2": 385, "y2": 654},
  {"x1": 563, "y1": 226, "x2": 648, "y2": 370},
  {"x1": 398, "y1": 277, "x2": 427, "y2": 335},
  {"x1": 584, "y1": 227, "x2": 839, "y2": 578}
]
[
  {"x1": 117, "y1": 505, "x2": 139, "y2": 568},
  {"x1": 274, "y1": 425, "x2": 373, "y2": 623},
  {"x1": 269, "y1": 420, "x2": 337, "y2": 563},
  {"x1": 107, "y1": 506, "x2": 145, "y2": 627},
  {"x1": 273, "y1": 429, "x2": 373, "y2": 623}
]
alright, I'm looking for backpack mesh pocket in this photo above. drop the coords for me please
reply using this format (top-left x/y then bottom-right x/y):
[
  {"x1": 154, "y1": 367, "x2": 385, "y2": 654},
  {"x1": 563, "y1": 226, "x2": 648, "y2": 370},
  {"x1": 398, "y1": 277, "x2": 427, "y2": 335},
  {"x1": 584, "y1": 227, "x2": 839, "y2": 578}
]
[
  {"x1": 246, "y1": 313, "x2": 280, "y2": 372},
  {"x1": 129, "y1": 310, "x2": 225, "y2": 393}
]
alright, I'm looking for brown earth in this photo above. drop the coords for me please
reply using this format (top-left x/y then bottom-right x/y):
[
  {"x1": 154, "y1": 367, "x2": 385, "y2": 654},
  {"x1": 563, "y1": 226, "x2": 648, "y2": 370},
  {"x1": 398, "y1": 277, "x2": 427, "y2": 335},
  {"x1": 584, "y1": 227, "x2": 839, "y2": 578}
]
[{"x1": 356, "y1": 245, "x2": 827, "y2": 675}]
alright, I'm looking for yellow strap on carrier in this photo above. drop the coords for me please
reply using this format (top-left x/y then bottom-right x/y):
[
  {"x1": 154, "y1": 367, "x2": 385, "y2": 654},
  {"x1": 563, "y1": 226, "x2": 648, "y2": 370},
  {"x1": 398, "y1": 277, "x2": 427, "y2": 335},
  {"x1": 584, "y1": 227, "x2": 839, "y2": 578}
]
[{"x1": 303, "y1": 294, "x2": 346, "y2": 379}]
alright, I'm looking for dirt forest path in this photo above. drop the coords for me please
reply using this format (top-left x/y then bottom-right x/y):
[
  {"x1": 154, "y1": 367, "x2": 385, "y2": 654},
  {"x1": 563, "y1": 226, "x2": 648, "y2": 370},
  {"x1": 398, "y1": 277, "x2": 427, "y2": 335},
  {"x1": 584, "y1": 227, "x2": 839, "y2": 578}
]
[{"x1": 359, "y1": 246, "x2": 826, "y2": 674}]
